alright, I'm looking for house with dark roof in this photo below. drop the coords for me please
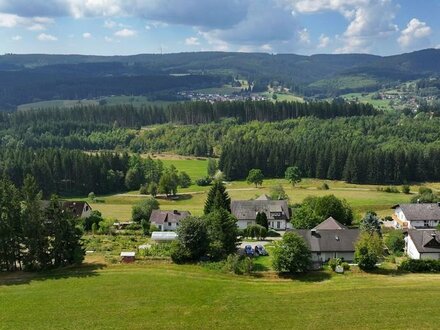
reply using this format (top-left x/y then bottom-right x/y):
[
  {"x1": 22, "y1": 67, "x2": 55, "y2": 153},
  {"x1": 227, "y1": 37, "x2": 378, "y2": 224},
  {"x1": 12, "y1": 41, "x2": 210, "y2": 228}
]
[
  {"x1": 41, "y1": 200, "x2": 92, "y2": 219},
  {"x1": 231, "y1": 195, "x2": 291, "y2": 230},
  {"x1": 293, "y1": 217, "x2": 360, "y2": 263},
  {"x1": 405, "y1": 229, "x2": 440, "y2": 260},
  {"x1": 392, "y1": 203, "x2": 440, "y2": 229},
  {"x1": 149, "y1": 210, "x2": 191, "y2": 231}
]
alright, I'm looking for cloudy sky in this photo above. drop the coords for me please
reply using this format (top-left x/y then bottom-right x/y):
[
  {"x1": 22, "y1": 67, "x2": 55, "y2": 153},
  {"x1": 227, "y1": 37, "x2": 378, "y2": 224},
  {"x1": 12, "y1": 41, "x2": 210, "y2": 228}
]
[{"x1": 0, "y1": 0, "x2": 439, "y2": 55}]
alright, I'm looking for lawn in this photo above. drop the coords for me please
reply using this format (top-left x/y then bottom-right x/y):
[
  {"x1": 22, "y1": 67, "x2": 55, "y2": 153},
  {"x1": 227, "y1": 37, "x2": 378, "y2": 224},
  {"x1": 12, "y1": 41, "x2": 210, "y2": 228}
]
[{"x1": 1, "y1": 262, "x2": 439, "y2": 329}]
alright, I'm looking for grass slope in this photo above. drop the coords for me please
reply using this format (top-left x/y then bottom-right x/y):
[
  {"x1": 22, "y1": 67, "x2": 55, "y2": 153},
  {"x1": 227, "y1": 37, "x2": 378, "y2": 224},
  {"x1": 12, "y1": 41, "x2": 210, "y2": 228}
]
[{"x1": 1, "y1": 263, "x2": 439, "y2": 329}]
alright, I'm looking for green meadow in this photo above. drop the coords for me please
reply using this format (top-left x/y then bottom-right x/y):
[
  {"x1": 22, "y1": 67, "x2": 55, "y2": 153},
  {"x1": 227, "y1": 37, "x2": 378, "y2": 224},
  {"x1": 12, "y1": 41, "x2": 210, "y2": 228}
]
[
  {"x1": 85, "y1": 156, "x2": 420, "y2": 220},
  {"x1": 1, "y1": 262, "x2": 439, "y2": 329}
]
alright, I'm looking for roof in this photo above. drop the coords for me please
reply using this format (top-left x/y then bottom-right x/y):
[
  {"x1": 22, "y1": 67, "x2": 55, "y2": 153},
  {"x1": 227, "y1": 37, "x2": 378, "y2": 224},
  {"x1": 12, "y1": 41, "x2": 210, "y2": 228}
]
[
  {"x1": 120, "y1": 252, "x2": 135, "y2": 257},
  {"x1": 294, "y1": 228, "x2": 360, "y2": 252},
  {"x1": 151, "y1": 231, "x2": 178, "y2": 241},
  {"x1": 393, "y1": 203, "x2": 440, "y2": 221},
  {"x1": 231, "y1": 199, "x2": 290, "y2": 221},
  {"x1": 149, "y1": 210, "x2": 191, "y2": 225},
  {"x1": 256, "y1": 194, "x2": 271, "y2": 201},
  {"x1": 407, "y1": 229, "x2": 440, "y2": 253},
  {"x1": 313, "y1": 217, "x2": 347, "y2": 230},
  {"x1": 41, "y1": 200, "x2": 91, "y2": 218}
]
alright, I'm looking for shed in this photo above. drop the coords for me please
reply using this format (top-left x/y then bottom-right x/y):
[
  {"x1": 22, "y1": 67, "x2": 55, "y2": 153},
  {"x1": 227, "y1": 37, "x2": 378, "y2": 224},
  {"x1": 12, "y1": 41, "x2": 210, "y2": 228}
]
[{"x1": 120, "y1": 251, "x2": 136, "y2": 263}]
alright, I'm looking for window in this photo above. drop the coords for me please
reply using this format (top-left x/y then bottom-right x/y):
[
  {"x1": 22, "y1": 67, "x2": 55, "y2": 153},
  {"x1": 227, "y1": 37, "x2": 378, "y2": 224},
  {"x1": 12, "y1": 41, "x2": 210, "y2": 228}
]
[
  {"x1": 424, "y1": 221, "x2": 429, "y2": 227},
  {"x1": 277, "y1": 221, "x2": 281, "y2": 229}
]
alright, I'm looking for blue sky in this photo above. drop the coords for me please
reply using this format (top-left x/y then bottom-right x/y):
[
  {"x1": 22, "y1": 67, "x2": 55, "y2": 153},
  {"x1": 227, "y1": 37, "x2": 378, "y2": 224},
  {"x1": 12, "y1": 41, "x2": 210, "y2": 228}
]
[{"x1": 0, "y1": 0, "x2": 439, "y2": 56}]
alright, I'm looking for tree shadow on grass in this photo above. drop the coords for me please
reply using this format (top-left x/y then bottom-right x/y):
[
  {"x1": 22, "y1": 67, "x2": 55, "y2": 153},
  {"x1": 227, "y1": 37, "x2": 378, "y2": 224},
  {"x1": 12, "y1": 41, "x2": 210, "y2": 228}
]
[
  {"x1": 362, "y1": 267, "x2": 405, "y2": 276},
  {"x1": 279, "y1": 271, "x2": 332, "y2": 282},
  {"x1": 156, "y1": 194, "x2": 193, "y2": 201},
  {"x1": 0, "y1": 263, "x2": 106, "y2": 287}
]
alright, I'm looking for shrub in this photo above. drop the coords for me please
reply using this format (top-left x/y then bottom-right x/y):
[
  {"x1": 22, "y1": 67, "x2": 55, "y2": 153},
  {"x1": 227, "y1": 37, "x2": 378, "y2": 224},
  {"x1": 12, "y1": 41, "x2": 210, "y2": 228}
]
[
  {"x1": 355, "y1": 232, "x2": 383, "y2": 271},
  {"x1": 196, "y1": 177, "x2": 212, "y2": 186},
  {"x1": 402, "y1": 185, "x2": 411, "y2": 194},
  {"x1": 320, "y1": 183, "x2": 330, "y2": 190},
  {"x1": 385, "y1": 230, "x2": 405, "y2": 255},
  {"x1": 341, "y1": 262, "x2": 350, "y2": 271},
  {"x1": 223, "y1": 254, "x2": 253, "y2": 275},
  {"x1": 398, "y1": 259, "x2": 440, "y2": 273},
  {"x1": 170, "y1": 241, "x2": 191, "y2": 264},
  {"x1": 328, "y1": 258, "x2": 342, "y2": 271},
  {"x1": 266, "y1": 229, "x2": 281, "y2": 237},
  {"x1": 139, "y1": 185, "x2": 148, "y2": 195}
]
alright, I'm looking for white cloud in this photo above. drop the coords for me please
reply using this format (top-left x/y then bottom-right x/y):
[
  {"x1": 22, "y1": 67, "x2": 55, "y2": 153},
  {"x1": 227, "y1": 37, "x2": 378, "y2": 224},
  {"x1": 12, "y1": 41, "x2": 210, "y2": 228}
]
[
  {"x1": 398, "y1": 18, "x2": 431, "y2": 49},
  {"x1": 104, "y1": 36, "x2": 113, "y2": 42},
  {"x1": 37, "y1": 33, "x2": 57, "y2": 41},
  {"x1": 114, "y1": 28, "x2": 136, "y2": 37},
  {"x1": 82, "y1": 32, "x2": 92, "y2": 39},
  {"x1": 11, "y1": 35, "x2": 22, "y2": 41},
  {"x1": 103, "y1": 19, "x2": 116, "y2": 29},
  {"x1": 284, "y1": 0, "x2": 399, "y2": 53},
  {"x1": 298, "y1": 28, "x2": 310, "y2": 44},
  {"x1": 317, "y1": 34, "x2": 330, "y2": 48},
  {"x1": 185, "y1": 37, "x2": 200, "y2": 46}
]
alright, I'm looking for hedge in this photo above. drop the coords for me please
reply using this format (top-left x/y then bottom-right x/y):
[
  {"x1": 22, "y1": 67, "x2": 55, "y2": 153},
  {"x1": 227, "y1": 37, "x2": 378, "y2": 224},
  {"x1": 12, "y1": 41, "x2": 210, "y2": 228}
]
[{"x1": 398, "y1": 259, "x2": 440, "y2": 273}]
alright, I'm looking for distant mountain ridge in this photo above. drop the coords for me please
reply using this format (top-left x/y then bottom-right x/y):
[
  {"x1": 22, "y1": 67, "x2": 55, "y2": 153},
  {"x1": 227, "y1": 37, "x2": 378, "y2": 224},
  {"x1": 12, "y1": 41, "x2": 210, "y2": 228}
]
[{"x1": 0, "y1": 49, "x2": 439, "y2": 109}]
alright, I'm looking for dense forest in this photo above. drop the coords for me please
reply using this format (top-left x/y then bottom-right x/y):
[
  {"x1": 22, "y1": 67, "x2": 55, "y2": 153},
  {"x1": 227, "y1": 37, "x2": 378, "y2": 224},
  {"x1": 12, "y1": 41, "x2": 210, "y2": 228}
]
[{"x1": 1, "y1": 100, "x2": 440, "y2": 192}]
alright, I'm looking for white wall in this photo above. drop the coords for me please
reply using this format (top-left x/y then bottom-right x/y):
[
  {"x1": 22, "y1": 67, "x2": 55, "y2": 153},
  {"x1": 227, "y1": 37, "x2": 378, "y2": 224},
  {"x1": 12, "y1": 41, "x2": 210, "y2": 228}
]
[
  {"x1": 311, "y1": 252, "x2": 355, "y2": 262},
  {"x1": 152, "y1": 222, "x2": 178, "y2": 231},
  {"x1": 420, "y1": 253, "x2": 440, "y2": 260},
  {"x1": 406, "y1": 236, "x2": 421, "y2": 259}
]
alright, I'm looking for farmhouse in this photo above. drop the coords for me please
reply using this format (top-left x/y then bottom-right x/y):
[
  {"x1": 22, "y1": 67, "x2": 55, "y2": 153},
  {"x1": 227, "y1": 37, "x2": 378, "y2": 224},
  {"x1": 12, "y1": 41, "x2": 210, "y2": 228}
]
[
  {"x1": 149, "y1": 210, "x2": 191, "y2": 231},
  {"x1": 405, "y1": 229, "x2": 440, "y2": 260},
  {"x1": 231, "y1": 194, "x2": 291, "y2": 230},
  {"x1": 392, "y1": 203, "x2": 440, "y2": 229},
  {"x1": 293, "y1": 217, "x2": 360, "y2": 263},
  {"x1": 41, "y1": 200, "x2": 92, "y2": 219}
]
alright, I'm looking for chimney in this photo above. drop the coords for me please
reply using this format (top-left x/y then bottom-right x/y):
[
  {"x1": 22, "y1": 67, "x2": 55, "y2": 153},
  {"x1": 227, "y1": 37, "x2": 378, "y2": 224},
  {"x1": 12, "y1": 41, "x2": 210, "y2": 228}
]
[
  {"x1": 311, "y1": 229, "x2": 318, "y2": 236},
  {"x1": 173, "y1": 210, "x2": 179, "y2": 214}
]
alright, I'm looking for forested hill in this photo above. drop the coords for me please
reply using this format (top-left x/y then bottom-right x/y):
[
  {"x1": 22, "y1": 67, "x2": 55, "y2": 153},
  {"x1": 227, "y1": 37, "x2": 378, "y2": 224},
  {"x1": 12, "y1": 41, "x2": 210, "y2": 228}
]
[{"x1": 1, "y1": 49, "x2": 440, "y2": 109}]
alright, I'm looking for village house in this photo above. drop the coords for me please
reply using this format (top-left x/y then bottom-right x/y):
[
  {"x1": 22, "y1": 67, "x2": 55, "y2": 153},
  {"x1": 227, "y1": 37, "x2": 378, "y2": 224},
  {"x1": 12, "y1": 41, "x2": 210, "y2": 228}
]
[
  {"x1": 293, "y1": 217, "x2": 360, "y2": 264},
  {"x1": 149, "y1": 210, "x2": 191, "y2": 231},
  {"x1": 41, "y1": 200, "x2": 92, "y2": 219},
  {"x1": 405, "y1": 229, "x2": 440, "y2": 260},
  {"x1": 392, "y1": 203, "x2": 440, "y2": 229},
  {"x1": 120, "y1": 251, "x2": 136, "y2": 263},
  {"x1": 231, "y1": 194, "x2": 291, "y2": 230}
]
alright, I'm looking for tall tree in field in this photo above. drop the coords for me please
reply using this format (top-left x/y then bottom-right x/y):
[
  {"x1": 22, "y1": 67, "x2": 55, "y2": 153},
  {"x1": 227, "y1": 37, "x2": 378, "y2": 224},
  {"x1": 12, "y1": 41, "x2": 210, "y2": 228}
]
[
  {"x1": 360, "y1": 212, "x2": 382, "y2": 236},
  {"x1": 21, "y1": 175, "x2": 49, "y2": 270},
  {"x1": 285, "y1": 166, "x2": 302, "y2": 187},
  {"x1": 207, "y1": 158, "x2": 218, "y2": 177},
  {"x1": 204, "y1": 180, "x2": 231, "y2": 214},
  {"x1": 246, "y1": 169, "x2": 264, "y2": 187}
]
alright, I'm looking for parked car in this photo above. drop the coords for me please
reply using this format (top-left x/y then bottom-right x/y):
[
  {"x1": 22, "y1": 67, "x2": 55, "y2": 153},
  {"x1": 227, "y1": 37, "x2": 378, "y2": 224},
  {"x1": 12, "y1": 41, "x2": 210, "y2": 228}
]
[
  {"x1": 255, "y1": 245, "x2": 268, "y2": 256},
  {"x1": 244, "y1": 245, "x2": 254, "y2": 256}
]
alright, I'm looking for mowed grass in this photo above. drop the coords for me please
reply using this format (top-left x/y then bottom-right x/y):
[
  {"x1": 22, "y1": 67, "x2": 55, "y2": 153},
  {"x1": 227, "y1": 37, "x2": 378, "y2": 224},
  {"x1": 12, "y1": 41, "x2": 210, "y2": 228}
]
[
  {"x1": 74, "y1": 157, "x2": 436, "y2": 221},
  {"x1": 1, "y1": 263, "x2": 439, "y2": 329}
]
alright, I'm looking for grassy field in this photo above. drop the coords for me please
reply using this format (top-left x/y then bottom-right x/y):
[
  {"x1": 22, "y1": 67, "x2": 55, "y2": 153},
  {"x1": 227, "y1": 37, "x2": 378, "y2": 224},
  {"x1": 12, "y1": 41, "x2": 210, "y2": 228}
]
[
  {"x1": 79, "y1": 157, "x2": 435, "y2": 221},
  {"x1": 1, "y1": 261, "x2": 439, "y2": 329},
  {"x1": 341, "y1": 92, "x2": 393, "y2": 111}
]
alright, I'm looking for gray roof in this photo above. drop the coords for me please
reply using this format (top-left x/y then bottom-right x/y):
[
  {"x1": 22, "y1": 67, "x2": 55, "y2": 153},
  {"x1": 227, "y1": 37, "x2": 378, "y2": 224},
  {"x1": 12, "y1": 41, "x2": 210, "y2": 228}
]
[
  {"x1": 407, "y1": 229, "x2": 440, "y2": 253},
  {"x1": 313, "y1": 217, "x2": 347, "y2": 230},
  {"x1": 256, "y1": 194, "x2": 271, "y2": 201},
  {"x1": 393, "y1": 203, "x2": 440, "y2": 221},
  {"x1": 41, "y1": 200, "x2": 91, "y2": 218},
  {"x1": 293, "y1": 228, "x2": 360, "y2": 252},
  {"x1": 149, "y1": 210, "x2": 191, "y2": 225},
  {"x1": 231, "y1": 199, "x2": 290, "y2": 221}
]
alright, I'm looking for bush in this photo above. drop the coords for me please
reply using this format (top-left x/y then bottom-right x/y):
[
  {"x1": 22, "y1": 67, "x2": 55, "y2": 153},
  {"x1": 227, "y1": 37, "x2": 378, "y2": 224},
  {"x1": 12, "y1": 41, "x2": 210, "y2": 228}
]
[
  {"x1": 398, "y1": 259, "x2": 440, "y2": 273},
  {"x1": 266, "y1": 229, "x2": 281, "y2": 237},
  {"x1": 320, "y1": 183, "x2": 330, "y2": 190},
  {"x1": 402, "y1": 185, "x2": 411, "y2": 194},
  {"x1": 341, "y1": 262, "x2": 350, "y2": 271},
  {"x1": 244, "y1": 224, "x2": 267, "y2": 240},
  {"x1": 385, "y1": 230, "x2": 405, "y2": 255},
  {"x1": 355, "y1": 232, "x2": 383, "y2": 271},
  {"x1": 377, "y1": 186, "x2": 399, "y2": 193},
  {"x1": 328, "y1": 258, "x2": 342, "y2": 271},
  {"x1": 196, "y1": 177, "x2": 213, "y2": 186},
  {"x1": 223, "y1": 254, "x2": 253, "y2": 275},
  {"x1": 139, "y1": 185, "x2": 148, "y2": 195},
  {"x1": 170, "y1": 241, "x2": 191, "y2": 264}
]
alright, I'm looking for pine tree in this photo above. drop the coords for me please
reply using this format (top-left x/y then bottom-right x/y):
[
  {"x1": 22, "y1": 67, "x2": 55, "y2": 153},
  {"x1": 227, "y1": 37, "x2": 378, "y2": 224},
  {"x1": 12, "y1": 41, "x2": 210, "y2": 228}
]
[{"x1": 204, "y1": 180, "x2": 231, "y2": 214}]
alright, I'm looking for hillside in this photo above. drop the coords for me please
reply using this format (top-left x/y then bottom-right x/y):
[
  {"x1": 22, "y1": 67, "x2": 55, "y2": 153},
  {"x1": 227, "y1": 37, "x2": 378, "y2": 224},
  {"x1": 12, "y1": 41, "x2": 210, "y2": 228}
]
[{"x1": 0, "y1": 49, "x2": 440, "y2": 109}]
